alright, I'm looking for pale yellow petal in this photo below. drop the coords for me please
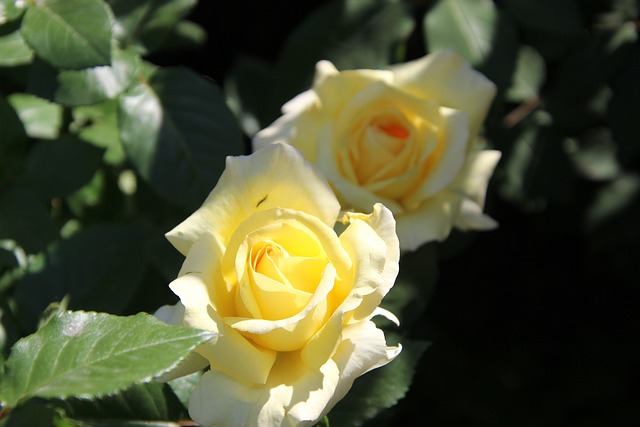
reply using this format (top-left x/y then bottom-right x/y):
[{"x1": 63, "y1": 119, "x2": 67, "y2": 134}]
[
  {"x1": 166, "y1": 143, "x2": 340, "y2": 255},
  {"x1": 395, "y1": 192, "x2": 462, "y2": 250},
  {"x1": 391, "y1": 49, "x2": 496, "y2": 137}
]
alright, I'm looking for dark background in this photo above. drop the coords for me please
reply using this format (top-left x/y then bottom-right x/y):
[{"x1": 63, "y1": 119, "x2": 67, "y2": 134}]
[{"x1": 151, "y1": 1, "x2": 640, "y2": 426}]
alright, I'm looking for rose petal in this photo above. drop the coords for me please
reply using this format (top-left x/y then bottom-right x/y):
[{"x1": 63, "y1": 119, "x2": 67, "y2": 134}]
[
  {"x1": 395, "y1": 192, "x2": 462, "y2": 251},
  {"x1": 166, "y1": 143, "x2": 340, "y2": 255},
  {"x1": 189, "y1": 352, "x2": 341, "y2": 427},
  {"x1": 391, "y1": 49, "x2": 496, "y2": 138}
]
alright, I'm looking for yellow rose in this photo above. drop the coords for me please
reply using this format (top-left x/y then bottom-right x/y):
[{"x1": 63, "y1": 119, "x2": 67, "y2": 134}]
[
  {"x1": 155, "y1": 143, "x2": 401, "y2": 427},
  {"x1": 253, "y1": 50, "x2": 501, "y2": 251}
]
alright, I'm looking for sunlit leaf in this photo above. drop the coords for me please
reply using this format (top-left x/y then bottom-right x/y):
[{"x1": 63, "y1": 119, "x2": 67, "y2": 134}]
[
  {"x1": 0, "y1": 311, "x2": 215, "y2": 408},
  {"x1": 118, "y1": 67, "x2": 243, "y2": 212},
  {"x1": 21, "y1": 0, "x2": 114, "y2": 70},
  {"x1": 55, "y1": 50, "x2": 140, "y2": 107},
  {"x1": 0, "y1": 0, "x2": 27, "y2": 23},
  {"x1": 425, "y1": 0, "x2": 497, "y2": 66},
  {"x1": 72, "y1": 101, "x2": 125, "y2": 166},
  {"x1": 108, "y1": 0, "x2": 198, "y2": 54},
  {"x1": 506, "y1": 45, "x2": 546, "y2": 102},
  {"x1": 6, "y1": 93, "x2": 62, "y2": 140},
  {"x1": 0, "y1": 31, "x2": 34, "y2": 67},
  {"x1": 424, "y1": 0, "x2": 518, "y2": 90}
]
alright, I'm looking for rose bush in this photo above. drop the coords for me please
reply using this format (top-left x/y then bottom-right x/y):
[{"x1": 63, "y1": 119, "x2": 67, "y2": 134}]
[
  {"x1": 155, "y1": 143, "x2": 401, "y2": 427},
  {"x1": 253, "y1": 50, "x2": 502, "y2": 251}
]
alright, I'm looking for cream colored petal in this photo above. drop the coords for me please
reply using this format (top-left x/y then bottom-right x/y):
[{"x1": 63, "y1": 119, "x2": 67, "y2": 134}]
[
  {"x1": 189, "y1": 369, "x2": 286, "y2": 427},
  {"x1": 170, "y1": 274, "x2": 277, "y2": 385},
  {"x1": 166, "y1": 143, "x2": 340, "y2": 255},
  {"x1": 252, "y1": 92, "x2": 323, "y2": 163},
  {"x1": 455, "y1": 198, "x2": 499, "y2": 231},
  {"x1": 391, "y1": 49, "x2": 496, "y2": 137},
  {"x1": 453, "y1": 149, "x2": 502, "y2": 206},
  {"x1": 402, "y1": 107, "x2": 470, "y2": 208},
  {"x1": 153, "y1": 301, "x2": 185, "y2": 326},
  {"x1": 189, "y1": 352, "x2": 341, "y2": 427},
  {"x1": 451, "y1": 149, "x2": 501, "y2": 231},
  {"x1": 325, "y1": 320, "x2": 401, "y2": 415},
  {"x1": 339, "y1": 204, "x2": 400, "y2": 323},
  {"x1": 316, "y1": 124, "x2": 404, "y2": 214},
  {"x1": 395, "y1": 192, "x2": 462, "y2": 251}
]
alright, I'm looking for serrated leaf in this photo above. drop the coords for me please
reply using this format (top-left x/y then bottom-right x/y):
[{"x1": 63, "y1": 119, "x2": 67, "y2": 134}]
[
  {"x1": 6, "y1": 93, "x2": 62, "y2": 139},
  {"x1": 329, "y1": 338, "x2": 428, "y2": 426},
  {"x1": 21, "y1": 136, "x2": 105, "y2": 200},
  {"x1": 0, "y1": 31, "x2": 34, "y2": 67},
  {"x1": 0, "y1": 310, "x2": 214, "y2": 408},
  {"x1": 12, "y1": 224, "x2": 150, "y2": 331},
  {"x1": 118, "y1": 67, "x2": 243, "y2": 211},
  {"x1": 21, "y1": 0, "x2": 114, "y2": 70},
  {"x1": 55, "y1": 50, "x2": 140, "y2": 107}
]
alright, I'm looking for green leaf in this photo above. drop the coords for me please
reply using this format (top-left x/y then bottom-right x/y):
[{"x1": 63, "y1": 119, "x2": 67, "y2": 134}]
[
  {"x1": 425, "y1": 0, "x2": 497, "y2": 66},
  {"x1": 0, "y1": 187, "x2": 58, "y2": 254},
  {"x1": 71, "y1": 101, "x2": 125, "y2": 166},
  {"x1": 6, "y1": 93, "x2": 62, "y2": 139},
  {"x1": 119, "y1": 67, "x2": 243, "y2": 211},
  {"x1": 55, "y1": 50, "x2": 140, "y2": 107},
  {"x1": 13, "y1": 224, "x2": 149, "y2": 330},
  {"x1": 329, "y1": 338, "x2": 429, "y2": 426},
  {"x1": 424, "y1": 0, "x2": 518, "y2": 90},
  {"x1": 60, "y1": 382, "x2": 186, "y2": 422},
  {"x1": 108, "y1": 0, "x2": 198, "y2": 54},
  {"x1": 1, "y1": 400, "x2": 73, "y2": 427},
  {"x1": 21, "y1": 136, "x2": 105, "y2": 200},
  {"x1": 0, "y1": 0, "x2": 27, "y2": 23},
  {"x1": 0, "y1": 31, "x2": 34, "y2": 67},
  {"x1": 0, "y1": 94, "x2": 28, "y2": 183},
  {"x1": 506, "y1": 45, "x2": 546, "y2": 102},
  {"x1": 21, "y1": 0, "x2": 114, "y2": 70},
  {"x1": 0, "y1": 310, "x2": 215, "y2": 408},
  {"x1": 565, "y1": 128, "x2": 620, "y2": 182}
]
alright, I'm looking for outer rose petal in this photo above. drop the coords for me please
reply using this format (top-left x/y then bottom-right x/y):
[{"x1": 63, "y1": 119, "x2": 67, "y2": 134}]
[
  {"x1": 189, "y1": 320, "x2": 400, "y2": 427},
  {"x1": 453, "y1": 149, "x2": 502, "y2": 230},
  {"x1": 395, "y1": 193, "x2": 461, "y2": 251},
  {"x1": 390, "y1": 49, "x2": 496, "y2": 138},
  {"x1": 166, "y1": 143, "x2": 340, "y2": 255}
]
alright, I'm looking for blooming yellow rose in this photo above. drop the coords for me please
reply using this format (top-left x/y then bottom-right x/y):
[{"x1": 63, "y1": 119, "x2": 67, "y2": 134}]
[
  {"x1": 253, "y1": 50, "x2": 501, "y2": 251},
  {"x1": 155, "y1": 143, "x2": 401, "y2": 427}
]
